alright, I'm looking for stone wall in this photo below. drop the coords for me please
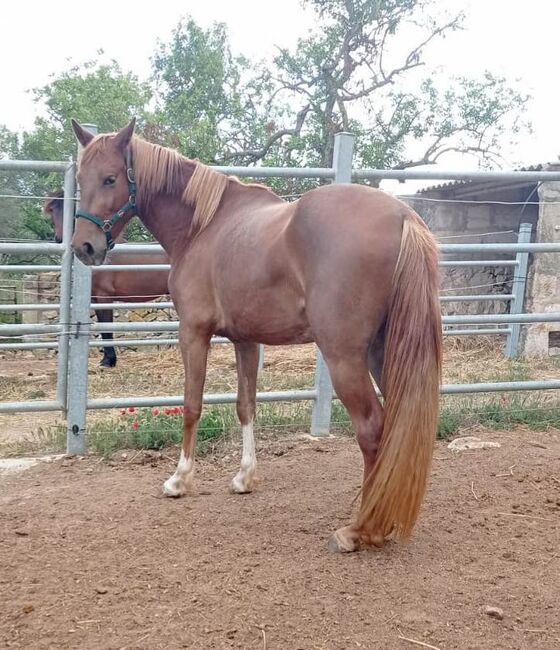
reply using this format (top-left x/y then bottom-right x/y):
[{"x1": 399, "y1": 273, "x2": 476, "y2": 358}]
[
  {"x1": 21, "y1": 271, "x2": 176, "y2": 331},
  {"x1": 523, "y1": 163, "x2": 560, "y2": 356},
  {"x1": 0, "y1": 277, "x2": 21, "y2": 324},
  {"x1": 405, "y1": 181, "x2": 539, "y2": 315}
]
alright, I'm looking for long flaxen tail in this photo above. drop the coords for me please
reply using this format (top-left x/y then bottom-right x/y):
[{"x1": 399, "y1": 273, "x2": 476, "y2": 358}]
[{"x1": 357, "y1": 211, "x2": 443, "y2": 540}]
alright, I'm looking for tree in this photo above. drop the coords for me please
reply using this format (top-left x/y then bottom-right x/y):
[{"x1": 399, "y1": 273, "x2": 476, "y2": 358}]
[
  {"x1": 0, "y1": 127, "x2": 24, "y2": 243},
  {"x1": 20, "y1": 57, "x2": 151, "y2": 163},
  {"x1": 2, "y1": 59, "x2": 152, "y2": 243},
  {"x1": 149, "y1": 18, "x2": 278, "y2": 167},
  {"x1": 241, "y1": 0, "x2": 530, "y2": 171}
]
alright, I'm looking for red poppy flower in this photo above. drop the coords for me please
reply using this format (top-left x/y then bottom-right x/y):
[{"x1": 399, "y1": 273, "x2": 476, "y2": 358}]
[{"x1": 131, "y1": 421, "x2": 139, "y2": 430}]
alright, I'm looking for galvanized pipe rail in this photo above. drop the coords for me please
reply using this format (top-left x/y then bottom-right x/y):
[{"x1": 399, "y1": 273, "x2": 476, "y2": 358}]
[
  {"x1": 4, "y1": 377, "x2": 559, "y2": 415},
  {"x1": 5, "y1": 310, "x2": 541, "y2": 335},
  {"x1": 0, "y1": 294, "x2": 516, "y2": 313},
  {"x1": 0, "y1": 327, "x2": 513, "y2": 352}
]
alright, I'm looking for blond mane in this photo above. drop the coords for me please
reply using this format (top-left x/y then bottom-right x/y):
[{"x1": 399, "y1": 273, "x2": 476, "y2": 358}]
[
  {"x1": 83, "y1": 134, "x2": 278, "y2": 235},
  {"x1": 183, "y1": 163, "x2": 229, "y2": 233}
]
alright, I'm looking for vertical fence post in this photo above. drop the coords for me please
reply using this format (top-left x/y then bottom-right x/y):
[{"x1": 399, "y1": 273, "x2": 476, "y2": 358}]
[
  {"x1": 310, "y1": 132, "x2": 355, "y2": 436},
  {"x1": 65, "y1": 124, "x2": 97, "y2": 455},
  {"x1": 66, "y1": 260, "x2": 92, "y2": 455},
  {"x1": 505, "y1": 222, "x2": 532, "y2": 358},
  {"x1": 258, "y1": 344, "x2": 265, "y2": 373},
  {"x1": 56, "y1": 164, "x2": 76, "y2": 409}
]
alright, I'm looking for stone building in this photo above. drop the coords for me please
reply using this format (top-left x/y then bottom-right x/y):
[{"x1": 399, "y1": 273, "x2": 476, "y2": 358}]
[{"x1": 404, "y1": 163, "x2": 558, "y2": 356}]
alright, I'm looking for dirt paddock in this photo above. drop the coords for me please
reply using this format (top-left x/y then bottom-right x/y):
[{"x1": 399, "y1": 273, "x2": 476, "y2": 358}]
[{"x1": 1, "y1": 428, "x2": 559, "y2": 649}]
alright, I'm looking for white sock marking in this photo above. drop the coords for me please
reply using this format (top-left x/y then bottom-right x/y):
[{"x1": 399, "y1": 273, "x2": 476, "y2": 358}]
[
  {"x1": 231, "y1": 420, "x2": 256, "y2": 493},
  {"x1": 163, "y1": 449, "x2": 194, "y2": 497}
]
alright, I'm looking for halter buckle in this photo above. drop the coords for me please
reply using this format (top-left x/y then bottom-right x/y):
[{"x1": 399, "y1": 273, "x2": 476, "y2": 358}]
[
  {"x1": 127, "y1": 167, "x2": 135, "y2": 184},
  {"x1": 101, "y1": 220, "x2": 113, "y2": 233}
]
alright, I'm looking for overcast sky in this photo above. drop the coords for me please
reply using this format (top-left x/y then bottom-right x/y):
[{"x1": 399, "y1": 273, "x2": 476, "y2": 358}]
[{"x1": 2, "y1": 0, "x2": 559, "y2": 175}]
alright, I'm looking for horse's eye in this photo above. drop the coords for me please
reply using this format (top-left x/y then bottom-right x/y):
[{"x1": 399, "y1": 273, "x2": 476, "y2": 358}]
[{"x1": 104, "y1": 176, "x2": 116, "y2": 186}]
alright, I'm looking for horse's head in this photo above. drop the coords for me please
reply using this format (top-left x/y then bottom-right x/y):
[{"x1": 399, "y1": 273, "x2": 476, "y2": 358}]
[
  {"x1": 43, "y1": 190, "x2": 64, "y2": 243},
  {"x1": 71, "y1": 118, "x2": 137, "y2": 265}
]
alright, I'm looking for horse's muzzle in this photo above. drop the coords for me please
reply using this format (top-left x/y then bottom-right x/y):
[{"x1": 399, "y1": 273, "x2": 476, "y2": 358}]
[{"x1": 72, "y1": 241, "x2": 106, "y2": 267}]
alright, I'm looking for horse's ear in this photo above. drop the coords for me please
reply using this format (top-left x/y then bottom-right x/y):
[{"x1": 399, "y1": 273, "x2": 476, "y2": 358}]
[
  {"x1": 42, "y1": 200, "x2": 54, "y2": 216},
  {"x1": 43, "y1": 190, "x2": 64, "y2": 218},
  {"x1": 71, "y1": 119, "x2": 95, "y2": 148},
  {"x1": 114, "y1": 118, "x2": 136, "y2": 152}
]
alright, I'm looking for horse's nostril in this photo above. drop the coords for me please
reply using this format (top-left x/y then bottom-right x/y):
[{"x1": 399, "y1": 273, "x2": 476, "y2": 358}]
[{"x1": 84, "y1": 242, "x2": 95, "y2": 257}]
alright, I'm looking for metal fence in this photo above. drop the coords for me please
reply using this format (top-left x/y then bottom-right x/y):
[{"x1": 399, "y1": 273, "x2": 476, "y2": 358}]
[{"x1": 1, "y1": 132, "x2": 559, "y2": 455}]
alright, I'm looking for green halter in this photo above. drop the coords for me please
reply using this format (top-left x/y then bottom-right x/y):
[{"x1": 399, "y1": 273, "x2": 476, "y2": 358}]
[{"x1": 75, "y1": 149, "x2": 137, "y2": 250}]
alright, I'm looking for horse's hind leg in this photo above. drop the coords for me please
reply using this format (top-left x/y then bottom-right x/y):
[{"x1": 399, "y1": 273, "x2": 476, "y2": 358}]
[
  {"x1": 231, "y1": 342, "x2": 259, "y2": 493},
  {"x1": 318, "y1": 348, "x2": 385, "y2": 552}
]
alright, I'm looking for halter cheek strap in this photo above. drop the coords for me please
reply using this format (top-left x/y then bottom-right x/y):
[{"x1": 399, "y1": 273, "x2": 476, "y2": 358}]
[{"x1": 75, "y1": 149, "x2": 138, "y2": 250}]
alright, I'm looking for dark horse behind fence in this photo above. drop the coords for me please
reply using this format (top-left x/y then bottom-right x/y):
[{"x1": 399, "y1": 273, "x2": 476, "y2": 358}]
[
  {"x1": 70, "y1": 118, "x2": 442, "y2": 554},
  {"x1": 43, "y1": 190, "x2": 170, "y2": 367}
]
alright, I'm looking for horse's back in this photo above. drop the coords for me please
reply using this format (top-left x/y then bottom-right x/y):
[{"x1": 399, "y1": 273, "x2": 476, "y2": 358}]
[{"x1": 92, "y1": 249, "x2": 170, "y2": 300}]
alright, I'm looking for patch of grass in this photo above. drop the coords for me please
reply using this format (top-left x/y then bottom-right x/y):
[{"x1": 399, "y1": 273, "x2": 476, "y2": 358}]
[
  {"x1": 256, "y1": 402, "x2": 313, "y2": 432},
  {"x1": 86, "y1": 405, "x2": 238, "y2": 457},
  {"x1": 476, "y1": 396, "x2": 560, "y2": 429},
  {"x1": 502, "y1": 360, "x2": 531, "y2": 383},
  {"x1": 331, "y1": 402, "x2": 352, "y2": 432},
  {"x1": 1, "y1": 425, "x2": 66, "y2": 458},
  {"x1": 437, "y1": 395, "x2": 560, "y2": 439},
  {"x1": 438, "y1": 407, "x2": 465, "y2": 438},
  {"x1": 4, "y1": 391, "x2": 558, "y2": 460}
]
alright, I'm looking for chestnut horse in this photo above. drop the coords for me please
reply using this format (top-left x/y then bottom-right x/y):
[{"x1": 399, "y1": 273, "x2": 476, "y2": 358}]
[
  {"x1": 70, "y1": 119, "x2": 442, "y2": 553},
  {"x1": 43, "y1": 190, "x2": 170, "y2": 367}
]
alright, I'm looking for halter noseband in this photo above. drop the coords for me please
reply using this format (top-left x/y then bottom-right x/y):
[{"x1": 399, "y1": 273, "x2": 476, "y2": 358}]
[{"x1": 75, "y1": 148, "x2": 137, "y2": 250}]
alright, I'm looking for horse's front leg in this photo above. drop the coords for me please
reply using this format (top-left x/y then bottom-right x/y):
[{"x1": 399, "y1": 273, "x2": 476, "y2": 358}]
[
  {"x1": 231, "y1": 342, "x2": 259, "y2": 493},
  {"x1": 163, "y1": 330, "x2": 210, "y2": 497}
]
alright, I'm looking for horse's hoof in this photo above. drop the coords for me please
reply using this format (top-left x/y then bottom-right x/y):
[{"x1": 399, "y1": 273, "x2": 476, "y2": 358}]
[
  {"x1": 328, "y1": 527, "x2": 360, "y2": 553},
  {"x1": 231, "y1": 473, "x2": 254, "y2": 494},
  {"x1": 100, "y1": 361, "x2": 116, "y2": 369},
  {"x1": 162, "y1": 477, "x2": 188, "y2": 497}
]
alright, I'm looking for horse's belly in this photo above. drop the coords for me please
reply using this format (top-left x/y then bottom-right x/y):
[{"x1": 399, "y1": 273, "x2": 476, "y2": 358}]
[{"x1": 216, "y1": 296, "x2": 314, "y2": 345}]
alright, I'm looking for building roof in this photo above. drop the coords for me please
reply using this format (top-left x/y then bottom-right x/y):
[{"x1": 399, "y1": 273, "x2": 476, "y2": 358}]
[{"x1": 416, "y1": 164, "x2": 544, "y2": 195}]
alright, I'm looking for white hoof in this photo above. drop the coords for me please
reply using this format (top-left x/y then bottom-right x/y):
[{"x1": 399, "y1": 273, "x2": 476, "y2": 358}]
[
  {"x1": 231, "y1": 470, "x2": 254, "y2": 494},
  {"x1": 163, "y1": 450, "x2": 193, "y2": 497},
  {"x1": 163, "y1": 475, "x2": 188, "y2": 497}
]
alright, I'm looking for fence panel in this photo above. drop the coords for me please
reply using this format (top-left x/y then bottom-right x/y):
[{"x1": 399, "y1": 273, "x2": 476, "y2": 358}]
[{"x1": 0, "y1": 146, "x2": 559, "y2": 453}]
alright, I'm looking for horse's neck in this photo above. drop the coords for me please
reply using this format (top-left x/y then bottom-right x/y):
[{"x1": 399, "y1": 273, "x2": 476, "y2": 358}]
[
  {"x1": 135, "y1": 161, "x2": 281, "y2": 259},
  {"x1": 138, "y1": 194, "x2": 195, "y2": 260}
]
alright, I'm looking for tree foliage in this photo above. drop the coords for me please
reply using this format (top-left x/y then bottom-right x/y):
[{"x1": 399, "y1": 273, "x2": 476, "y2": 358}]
[{"x1": 20, "y1": 58, "x2": 151, "y2": 163}]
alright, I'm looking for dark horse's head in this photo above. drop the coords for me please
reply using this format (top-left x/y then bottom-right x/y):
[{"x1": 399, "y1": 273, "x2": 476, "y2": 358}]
[
  {"x1": 43, "y1": 190, "x2": 64, "y2": 243},
  {"x1": 71, "y1": 118, "x2": 137, "y2": 265}
]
